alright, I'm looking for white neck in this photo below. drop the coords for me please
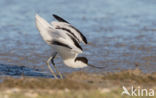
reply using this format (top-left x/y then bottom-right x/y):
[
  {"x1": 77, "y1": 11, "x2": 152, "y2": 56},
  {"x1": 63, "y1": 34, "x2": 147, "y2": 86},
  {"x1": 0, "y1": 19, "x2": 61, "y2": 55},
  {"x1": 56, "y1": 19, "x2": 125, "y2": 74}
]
[{"x1": 63, "y1": 58, "x2": 87, "y2": 68}]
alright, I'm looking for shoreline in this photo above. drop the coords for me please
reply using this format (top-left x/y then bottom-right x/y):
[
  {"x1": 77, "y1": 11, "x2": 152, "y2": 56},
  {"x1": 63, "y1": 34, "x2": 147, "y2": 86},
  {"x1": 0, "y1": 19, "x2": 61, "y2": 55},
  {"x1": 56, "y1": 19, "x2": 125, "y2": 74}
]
[{"x1": 0, "y1": 69, "x2": 156, "y2": 97}]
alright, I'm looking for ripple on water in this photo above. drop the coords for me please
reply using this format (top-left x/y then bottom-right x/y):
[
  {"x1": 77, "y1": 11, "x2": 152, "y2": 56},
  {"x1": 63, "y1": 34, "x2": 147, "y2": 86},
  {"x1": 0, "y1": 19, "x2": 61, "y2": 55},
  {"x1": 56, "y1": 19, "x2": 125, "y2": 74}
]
[{"x1": 0, "y1": 0, "x2": 156, "y2": 75}]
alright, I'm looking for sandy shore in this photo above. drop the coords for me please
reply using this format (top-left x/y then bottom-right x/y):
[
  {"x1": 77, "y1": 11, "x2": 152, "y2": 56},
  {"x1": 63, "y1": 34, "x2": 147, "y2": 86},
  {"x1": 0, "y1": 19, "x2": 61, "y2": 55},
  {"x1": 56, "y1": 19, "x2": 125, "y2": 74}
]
[{"x1": 0, "y1": 69, "x2": 156, "y2": 98}]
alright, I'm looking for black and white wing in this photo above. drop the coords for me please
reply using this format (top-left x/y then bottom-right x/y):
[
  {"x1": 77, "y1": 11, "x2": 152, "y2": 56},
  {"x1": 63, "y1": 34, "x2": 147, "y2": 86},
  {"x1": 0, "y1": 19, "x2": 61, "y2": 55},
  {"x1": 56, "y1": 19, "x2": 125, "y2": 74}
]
[
  {"x1": 51, "y1": 14, "x2": 88, "y2": 44},
  {"x1": 48, "y1": 28, "x2": 83, "y2": 54},
  {"x1": 35, "y1": 14, "x2": 83, "y2": 54}
]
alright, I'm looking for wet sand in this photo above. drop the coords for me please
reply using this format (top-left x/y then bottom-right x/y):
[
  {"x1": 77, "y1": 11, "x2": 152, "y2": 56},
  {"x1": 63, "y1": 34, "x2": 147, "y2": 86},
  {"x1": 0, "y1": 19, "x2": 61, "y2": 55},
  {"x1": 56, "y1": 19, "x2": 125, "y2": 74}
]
[
  {"x1": 1, "y1": 69, "x2": 156, "y2": 89},
  {"x1": 0, "y1": 69, "x2": 156, "y2": 98}
]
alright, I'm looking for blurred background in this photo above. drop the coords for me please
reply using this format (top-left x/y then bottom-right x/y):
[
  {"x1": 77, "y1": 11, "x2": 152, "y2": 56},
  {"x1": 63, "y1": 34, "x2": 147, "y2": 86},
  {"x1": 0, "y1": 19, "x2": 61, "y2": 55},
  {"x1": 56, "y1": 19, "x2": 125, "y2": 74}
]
[{"x1": 0, "y1": 0, "x2": 156, "y2": 76}]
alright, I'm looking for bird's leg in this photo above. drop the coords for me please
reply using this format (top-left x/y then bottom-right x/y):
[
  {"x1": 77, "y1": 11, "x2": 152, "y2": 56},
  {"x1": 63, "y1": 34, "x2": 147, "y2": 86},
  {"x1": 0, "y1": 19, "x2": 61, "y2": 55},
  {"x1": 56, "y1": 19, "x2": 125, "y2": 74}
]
[
  {"x1": 51, "y1": 52, "x2": 57, "y2": 65},
  {"x1": 51, "y1": 52, "x2": 63, "y2": 79},
  {"x1": 46, "y1": 56, "x2": 58, "y2": 79}
]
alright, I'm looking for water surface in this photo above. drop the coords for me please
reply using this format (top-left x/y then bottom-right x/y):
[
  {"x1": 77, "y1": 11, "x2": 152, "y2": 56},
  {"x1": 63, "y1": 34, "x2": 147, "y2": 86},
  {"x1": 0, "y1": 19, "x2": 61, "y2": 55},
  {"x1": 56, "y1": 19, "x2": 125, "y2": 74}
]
[{"x1": 0, "y1": 0, "x2": 156, "y2": 76}]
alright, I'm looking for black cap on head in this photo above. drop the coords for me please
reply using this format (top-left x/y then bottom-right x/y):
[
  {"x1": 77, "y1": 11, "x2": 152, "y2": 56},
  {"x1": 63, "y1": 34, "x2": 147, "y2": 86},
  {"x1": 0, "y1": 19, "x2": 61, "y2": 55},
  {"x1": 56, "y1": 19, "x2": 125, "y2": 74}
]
[{"x1": 75, "y1": 57, "x2": 88, "y2": 64}]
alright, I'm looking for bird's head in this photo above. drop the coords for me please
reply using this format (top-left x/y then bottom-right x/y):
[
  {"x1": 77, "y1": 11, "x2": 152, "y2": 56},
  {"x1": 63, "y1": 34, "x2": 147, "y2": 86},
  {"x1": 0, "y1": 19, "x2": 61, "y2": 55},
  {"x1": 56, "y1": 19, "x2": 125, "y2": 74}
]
[
  {"x1": 63, "y1": 57, "x2": 88, "y2": 68},
  {"x1": 64, "y1": 56, "x2": 106, "y2": 69},
  {"x1": 75, "y1": 57, "x2": 88, "y2": 65},
  {"x1": 75, "y1": 57, "x2": 106, "y2": 69}
]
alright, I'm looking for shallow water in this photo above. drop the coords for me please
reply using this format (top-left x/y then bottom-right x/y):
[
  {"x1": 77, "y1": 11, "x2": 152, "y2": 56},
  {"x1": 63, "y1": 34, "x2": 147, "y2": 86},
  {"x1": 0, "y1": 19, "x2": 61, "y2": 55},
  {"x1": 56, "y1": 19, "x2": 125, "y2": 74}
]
[{"x1": 0, "y1": 0, "x2": 156, "y2": 76}]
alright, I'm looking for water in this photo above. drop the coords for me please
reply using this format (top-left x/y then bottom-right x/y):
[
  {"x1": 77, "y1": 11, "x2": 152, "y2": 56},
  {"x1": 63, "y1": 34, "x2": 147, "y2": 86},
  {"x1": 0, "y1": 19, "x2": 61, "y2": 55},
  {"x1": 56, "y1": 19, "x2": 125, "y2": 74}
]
[{"x1": 0, "y1": 0, "x2": 156, "y2": 77}]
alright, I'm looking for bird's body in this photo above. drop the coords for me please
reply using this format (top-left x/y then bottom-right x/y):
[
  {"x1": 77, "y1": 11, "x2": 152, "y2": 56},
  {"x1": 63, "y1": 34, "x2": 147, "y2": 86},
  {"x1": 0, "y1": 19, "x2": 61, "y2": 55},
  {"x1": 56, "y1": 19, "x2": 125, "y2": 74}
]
[
  {"x1": 35, "y1": 14, "x2": 88, "y2": 73},
  {"x1": 35, "y1": 14, "x2": 105, "y2": 79}
]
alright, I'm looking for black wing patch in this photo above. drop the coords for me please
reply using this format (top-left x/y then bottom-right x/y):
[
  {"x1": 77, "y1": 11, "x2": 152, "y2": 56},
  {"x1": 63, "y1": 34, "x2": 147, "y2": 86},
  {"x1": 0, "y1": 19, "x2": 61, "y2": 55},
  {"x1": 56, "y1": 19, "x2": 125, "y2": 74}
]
[
  {"x1": 47, "y1": 40, "x2": 72, "y2": 49},
  {"x1": 66, "y1": 33, "x2": 83, "y2": 51},
  {"x1": 69, "y1": 25, "x2": 88, "y2": 44},
  {"x1": 56, "y1": 27, "x2": 80, "y2": 42},
  {"x1": 53, "y1": 14, "x2": 87, "y2": 44},
  {"x1": 53, "y1": 14, "x2": 69, "y2": 23}
]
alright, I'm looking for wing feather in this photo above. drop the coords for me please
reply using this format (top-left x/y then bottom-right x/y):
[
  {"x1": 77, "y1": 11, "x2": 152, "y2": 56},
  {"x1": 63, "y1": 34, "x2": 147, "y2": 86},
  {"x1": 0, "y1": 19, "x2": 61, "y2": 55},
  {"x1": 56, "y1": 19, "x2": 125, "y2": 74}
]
[
  {"x1": 52, "y1": 14, "x2": 87, "y2": 44},
  {"x1": 53, "y1": 14, "x2": 69, "y2": 23},
  {"x1": 35, "y1": 14, "x2": 82, "y2": 54}
]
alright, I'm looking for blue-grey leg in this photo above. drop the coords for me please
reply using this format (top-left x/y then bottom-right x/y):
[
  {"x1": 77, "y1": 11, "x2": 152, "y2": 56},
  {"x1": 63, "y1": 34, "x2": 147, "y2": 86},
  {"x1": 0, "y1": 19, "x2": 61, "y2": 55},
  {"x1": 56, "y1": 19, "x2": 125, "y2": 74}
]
[
  {"x1": 51, "y1": 52, "x2": 63, "y2": 79},
  {"x1": 47, "y1": 56, "x2": 58, "y2": 79}
]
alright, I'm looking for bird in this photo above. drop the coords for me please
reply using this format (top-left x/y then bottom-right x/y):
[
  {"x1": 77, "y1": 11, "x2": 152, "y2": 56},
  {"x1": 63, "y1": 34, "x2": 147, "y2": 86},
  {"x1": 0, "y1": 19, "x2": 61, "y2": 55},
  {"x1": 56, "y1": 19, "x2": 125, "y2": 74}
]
[{"x1": 35, "y1": 14, "x2": 104, "y2": 79}]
